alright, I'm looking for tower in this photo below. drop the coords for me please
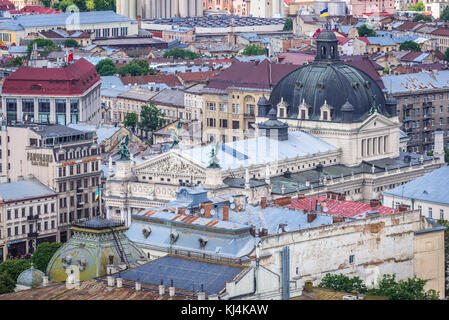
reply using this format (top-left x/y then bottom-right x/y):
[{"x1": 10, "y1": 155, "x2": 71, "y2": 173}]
[{"x1": 315, "y1": 29, "x2": 339, "y2": 62}]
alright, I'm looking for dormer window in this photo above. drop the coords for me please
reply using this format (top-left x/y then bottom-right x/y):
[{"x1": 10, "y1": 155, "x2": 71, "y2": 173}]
[
  {"x1": 320, "y1": 100, "x2": 333, "y2": 121},
  {"x1": 277, "y1": 97, "x2": 287, "y2": 118},
  {"x1": 298, "y1": 99, "x2": 309, "y2": 120}
]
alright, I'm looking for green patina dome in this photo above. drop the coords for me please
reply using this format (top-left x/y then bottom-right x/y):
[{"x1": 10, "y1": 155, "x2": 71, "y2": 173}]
[{"x1": 17, "y1": 264, "x2": 44, "y2": 288}]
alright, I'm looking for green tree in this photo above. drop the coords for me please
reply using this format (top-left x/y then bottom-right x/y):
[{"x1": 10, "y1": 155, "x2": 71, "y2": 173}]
[
  {"x1": 27, "y1": 39, "x2": 58, "y2": 57},
  {"x1": 319, "y1": 273, "x2": 440, "y2": 300},
  {"x1": 399, "y1": 40, "x2": 421, "y2": 52},
  {"x1": 96, "y1": 59, "x2": 118, "y2": 76},
  {"x1": 63, "y1": 39, "x2": 80, "y2": 48},
  {"x1": 30, "y1": 242, "x2": 63, "y2": 273},
  {"x1": 241, "y1": 44, "x2": 266, "y2": 56},
  {"x1": 383, "y1": 67, "x2": 390, "y2": 74},
  {"x1": 53, "y1": 0, "x2": 75, "y2": 11},
  {"x1": 134, "y1": 59, "x2": 150, "y2": 73},
  {"x1": 124, "y1": 112, "x2": 138, "y2": 129},
  {"x1": 0, "y1": 273, "x2": 15, "y2": 294},
  {"x1": 318, "y1": 273, "x2": 368, "y2": 294},
  {"x1": 138, "y1": 103, "x2": 166, "y2": 144},
  {"x1": 40, "y1": 0, "x2": 52, "y2": 7},
  {"x1": 93, "y1": 0, "x2": 115, "y2": 11},
  {"x1": 86, "y1": 0, "x2": 95, "y2": 10},
  {"x1": 442, "y1": 6, "x2": 449, "y2": 22},
  {"x1": 283, "y1": 19, "x2": 293, "y2": 31},
  {"x1": 358, "y1": 24, "x2": 376, "y2": 37},
  {"x1": 0, "y1": 259, "x2": 31, "y2": 282},
  {"x1": 413, "y1": 14, "x2": 432, "y2": 22},
  {"x1": 408, "y1": 1, "x2": 425, "y2": 11},
  {"x1": 162, "y1": 48, "x2": 200, "y2": 60}
]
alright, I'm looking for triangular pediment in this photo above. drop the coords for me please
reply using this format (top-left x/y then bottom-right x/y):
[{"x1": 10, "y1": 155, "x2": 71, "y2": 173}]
[
  {"x1": 359, "y1": 113, "x2": 398, "y2": 132},
  {"x1": 134, "y1": 150, "x2": 206, "y2": 176}
]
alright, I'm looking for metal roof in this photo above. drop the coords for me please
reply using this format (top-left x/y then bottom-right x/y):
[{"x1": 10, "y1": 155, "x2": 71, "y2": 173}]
[
  {"x1": 382, "y1": 70, "x2": 449, "y2": 94},
  {"x1": 0, "y1": 178, "x2": 56, "y2": 202},
  {"x1": 0, "y1": 11, "x2": 132, "y2": 31},
  {"x1": 76, "y1": 217, "x2": 123, "y2": 230},
  {"x1": 117, "y1": 256, "x2": 245, "y2": 295},
  {"x1": 383, "y1": 166, "x2": 449, "y2": 206}
]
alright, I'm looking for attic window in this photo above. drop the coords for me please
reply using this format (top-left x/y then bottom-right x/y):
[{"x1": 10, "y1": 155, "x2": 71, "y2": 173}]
[{"x1": 30, "y1": 84, "x2": 41, "y2": 90}]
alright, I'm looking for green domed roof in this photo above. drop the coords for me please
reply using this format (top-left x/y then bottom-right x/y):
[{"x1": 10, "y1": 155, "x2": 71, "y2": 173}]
[
  {"x1": 17, "y1": 264, "x2": 44, "y2": 288},
  {"x1": 268, "y1": 62, "x2": 388, "y2": 122}
]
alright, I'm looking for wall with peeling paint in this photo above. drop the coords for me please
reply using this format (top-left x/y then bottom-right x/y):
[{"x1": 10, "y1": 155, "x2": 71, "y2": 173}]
[{"x1": 259, "y1": 211, "x2": 444, "y2": 297}]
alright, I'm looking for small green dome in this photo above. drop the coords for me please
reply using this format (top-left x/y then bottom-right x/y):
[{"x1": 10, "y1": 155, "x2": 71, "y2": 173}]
[{"x1": 17, "y1": 264, "x2": 44, "y2": 288}]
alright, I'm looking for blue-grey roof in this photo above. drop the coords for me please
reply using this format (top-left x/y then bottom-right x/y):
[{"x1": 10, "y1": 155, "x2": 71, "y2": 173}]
[
  {"x1": 100, "y1": 75, "x2": 128, "y2": 98},
  {"x1": 76, "y1": 217, "x2": 123, "y2": 230},
  {"x1": 383, "y1": 166, "x2": 449, "y2": 206},
  {"x1": 0, "y1": 179, "x2": 56, "y2": 202},
  {"x1": 366, "y1": 36, "x2": 396, "y2": 46},
  {"x1": 382, "y1": 71, "x2": 449, "y2": 94},
  {"x1": 116, "y1": 255, "x2": 245, "y2": 295},
  {"x1": 67, "y1": 123, "x2": 120, "y2": 144},
  {"x1": 229, "y1": 205, "x2": 335, "y2": 234},
  {"x1": 8, "y1": 46, "x2": 27, "y2": 54},
  {"x1": 0, "y1": 11, "x2": 132, "y2": 31}
]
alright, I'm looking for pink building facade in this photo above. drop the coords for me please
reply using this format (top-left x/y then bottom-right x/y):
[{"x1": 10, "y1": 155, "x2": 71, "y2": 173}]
[{"x1": 351, "y1": 0, "x2": 395, "y2": 17}]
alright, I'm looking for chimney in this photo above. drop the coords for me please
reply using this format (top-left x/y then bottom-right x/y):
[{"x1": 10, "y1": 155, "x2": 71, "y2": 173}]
[
  {"x1": 316, "y1": 202, "x2": 321, "y2": 213},
  {"x1": 332, "y1": 216, "x2": 345, "y2": 223},
  {"x1": 137, "y1": 16, "x2": 142, "y2": 30},
  {"x1": 250, "y1": 225, "x2": 256, "y2": 236},
  {"x1": 178, "y1": 207, "x2": 186, "y2": 215},
  {"x1": 169, "y1": 279, "x2": 175, "y2": 297},
  {"x1": 398, "y1": 204, "x2": 409, "y2": 212},
  {"x1": 201, "y1": 202, "x2": 213, "y2": 218},
  {"x1": 261, "y1": 197, "x2": 267, "y2": 209},
  {"x1": 222, "y1": 204, "x2": 229, "y2": 221},
  {"x1": 116, "y1": 275, "x2": 123, "y2": 288},
  {"x1": 307, "y1": 213, "x2": 317, "y2": 223},
  {"x1": 197, "y1": 284, "x2": 205, "y2": 300},
  {"x1": 370, "y1": 199, "x2": 380, "y2": 208},
  {"x1": 42, "y1": 275, "x2": 48, "y2": 287},
  {"x1": 338, "y1": 194, "x2": 346, "y2": 201},
  {"x1": 107, "y1": 275, "x2": 115, "y2": 287},
  {"x1": 297, "y1": 193, "x2": 305, "y2": 199},
  {"x1": 135, "y1": 279, "x2": 141, "y2": 291},
  {"x1": 159, "y1": 280, "x2": 165, "y2": 297}
]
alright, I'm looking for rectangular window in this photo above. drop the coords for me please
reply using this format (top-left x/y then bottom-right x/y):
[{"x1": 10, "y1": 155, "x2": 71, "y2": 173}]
[
  {"x1": 349, "y1": 255, "x2": 355, "y2": 264},
  {"x1": 440, "y1": 209, "x2": 444, "y2": 220},
  {"x1": 429, "y1": 207, "x2": 433, "y2": 218},
  {"x1": 232, "y1": 121, "x2": 240, "y2": 129}
]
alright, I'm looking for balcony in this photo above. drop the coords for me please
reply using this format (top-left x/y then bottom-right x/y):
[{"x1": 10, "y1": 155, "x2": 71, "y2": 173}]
[
  {"x1": 27, "y1": 214, "x2": 39, "y2": 221},
  {"x1": 244, "y1": 112, "x2": 255, "y2": 118},
  {"x1": 403, "y1": 116, "x2": 412, "y2": 121},
  {"x1": 76, "y1": 187, "x2": 83, "y2": 193},
  {"x1": 28, "y1": 232, "x2": 39, "y2": 238},
  {"x1": 423, "y1": 113, "x2": 432, "y2": 119},
  {"x1": 77, "y1": 201, "x2": 84, "y2": 208}
]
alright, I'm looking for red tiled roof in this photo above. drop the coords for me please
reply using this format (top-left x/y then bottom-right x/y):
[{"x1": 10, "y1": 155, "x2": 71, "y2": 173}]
[
  {"x1": 20, "y1": 5, "x2": 61, "y2": 14},
  {"x1": 357, "y1": 37, "x2": 370, "y2": 44},
  {"x1": 206, "y1": 60, "x2": 299, "y2": 91},
  {"x1": 277, "y1": 52, "x2": 315, "y2": 65},
  {"x1": 400, "y1": 51, "x2": 424, "y2": 62},
  {"x1": 287, "y1": 196, "x2": 398, "y2": 218},
  {"x1": 0, "y1": 0, "x2": 14, "y2": 11},
  {"x1": 395, "y1": 21, "x2": 420, "y2": 32},
  {"x1": 121, "y1": 74, "x2": 182, "y2": 87},
  {"x1": 2, "y1": 58, "x2": 100, "y2": 96},
  {"x1": 431, "y1": 27, "x2": 449, "y2": 37},
  {"x1": 177, "y1": 70, "x2": 221, "y2": 83}
]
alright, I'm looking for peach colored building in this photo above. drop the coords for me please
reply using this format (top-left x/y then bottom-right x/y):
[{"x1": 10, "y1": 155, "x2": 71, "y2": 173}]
[
  {"x1": 351, "y1": 0, "x2": 395, "y2": 17},
  {"x1": 162, "y1": 27, "x2": 195, "y2": 43}
]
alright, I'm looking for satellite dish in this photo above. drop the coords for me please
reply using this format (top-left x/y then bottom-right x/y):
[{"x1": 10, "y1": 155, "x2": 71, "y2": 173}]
[
  {"x1": 186, "y1": 209, "x2": 190, "y2": 215},
  {"x1": 323, "y1": 207, "x2": 328, "y2": 213},
  {"x1": 210, "y1": 209, "x2": 216, "y2": 216},
  {"x1": 229, "y1": 196, "x2": 234, "y2": 203},
  {"x1": 200, "y1": 208, "x2": 205, "y2": 214},
  {"x1": 230, "y1": 203, "x2": 236, "y2": 209}
]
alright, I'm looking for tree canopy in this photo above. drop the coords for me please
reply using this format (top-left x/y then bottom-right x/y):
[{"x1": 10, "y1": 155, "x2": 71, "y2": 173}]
[
  {"x1": 96, "y1": 59, "x2": 118, "y2": 76},
  {"x1": 442, "y1": 6, "x2": 449, "y2": 22},
  {"x1": 413, "y1": 14, "x2": 432, "y2": 22},
  {"x1": 399, "y1": 40, "x2": 421, "y2": 52},
  {"x1": 63, "y1": 39, "x2": 80, "y2": 48},
  {"x1": 241, "y1": 44, "x2": 266, "y2": 56},
  {"x1": 31, "y1": 242, "x2": 63, "y2": 272},
  {"x1": 162, "y1": 48, "x2": 200, "y2": 60},
  {"x1": 27, "y1": 39, "x2": 59, "y2": 57},
  {"x1": 318, "y1": 273, "x2": 439, "y2": 300},
  {"x1": 408, "y1": 1, "x2": 425, "y2": 11},
  {"x1": 358, "y1": 25, "x2": 376, "y2": 37},
  {"x1": 50, "y1": 0, "x2": 113, "y2": 11},
  {"x1": 124, "y1": 112, "x2": 138, "y2": 129},
  {"x1": 283, "y1": 19, "x2": 293, "y2": 31},
  {"x1": 0, "y1": 273, "x2": 15, "y2": 294},
  {"x1": 138, "y1": 103, "x2": 166, "y2": 144},
  {"x1": 0, "y1": 259, "x2": 31, "y2": 282}
]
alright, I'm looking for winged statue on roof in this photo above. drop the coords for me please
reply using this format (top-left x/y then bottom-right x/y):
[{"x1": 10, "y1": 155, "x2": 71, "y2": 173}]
[
  {"x1": 208, "y1": 142, "x2": 220, "y2": 168},
  {"x1": 118, "y1": 134, "x2": 130, "y2": 160}
]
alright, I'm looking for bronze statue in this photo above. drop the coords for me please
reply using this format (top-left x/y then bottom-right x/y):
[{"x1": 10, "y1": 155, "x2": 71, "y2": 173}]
[{"x1": 118, "y1": 135, "x2": 130, "y2": 160}]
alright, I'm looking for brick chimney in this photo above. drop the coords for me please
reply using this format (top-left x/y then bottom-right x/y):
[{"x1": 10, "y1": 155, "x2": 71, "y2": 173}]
[
  {"x1": 398, "y1": 204, "x2": 409, "y2": 212},
  {"x1": 107, "y1": 275, "x2": 115, "y2": 287},
  {"x1": 370, "y1": 199, "x2": 380, "y2": 208},
  {"x1": 178, "y1": 207, "x2": 186, "y2": 215},
  {"x1": 275, "y1": 196, "x2": 292, "y2": 206},
  {"x1": 222, "y1": 204, "x2": 229, "y2": 221},
  {"x1": 307, "y1": 213, "x2": 317, "y2": 223},
  {"x1": 201, "y1": 202, "x2": 213, "y2": 218},
  {"x1": 137, "y1": 16, "x2": 142, "y2": 30},
  {"x1": 332, "y1": 216, "x2": 345, "y2": 223},
  {"x1": 261, "y1": 197, "x2": 267, "y2": 209}
]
